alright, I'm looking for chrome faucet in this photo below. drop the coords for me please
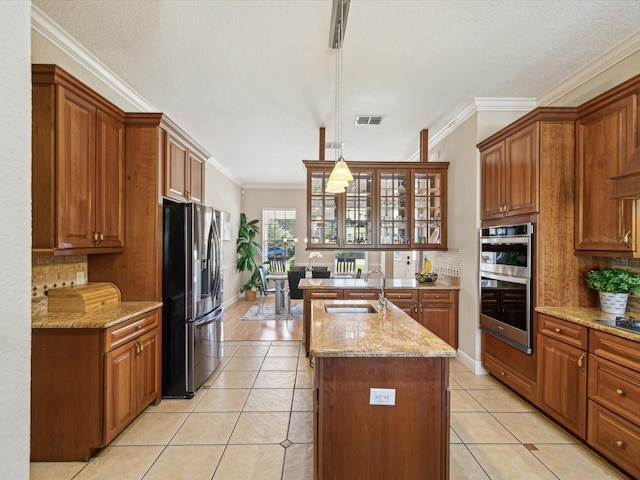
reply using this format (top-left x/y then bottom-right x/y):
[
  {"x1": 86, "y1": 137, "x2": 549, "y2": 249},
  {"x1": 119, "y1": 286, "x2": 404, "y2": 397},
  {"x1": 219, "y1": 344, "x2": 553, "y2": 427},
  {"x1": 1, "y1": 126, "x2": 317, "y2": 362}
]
[{"x1": 364, "y1": 270, "x2": 387, "y2": 311}]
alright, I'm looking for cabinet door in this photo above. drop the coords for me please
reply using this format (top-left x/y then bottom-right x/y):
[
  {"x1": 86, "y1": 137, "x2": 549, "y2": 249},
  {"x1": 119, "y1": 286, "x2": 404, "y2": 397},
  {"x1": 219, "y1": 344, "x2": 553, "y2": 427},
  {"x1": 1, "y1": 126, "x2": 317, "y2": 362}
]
[
  {"x1": 164, "y1": 134, "x2": 189, "y2": 202},
  {"x1": 537, "y1": 334, "x2": 587, "y2": 438},
  {"x1": 136, "y1": 329, "x2": 161, "y2": 412},
  {"x1": 379, "y1": 169, "x2": 409, "y2": 248},
  {"x1": 57, "y1": 86, "x2": 96, "y2": 248},
  {"x1": 413, "y1": 169, "x2": 446, "y2": 249},
  {"x1": 344, "y1": 171, "x2": 374, "y2": 247},
  {"x1": 575, "y1": 96, "x2": 635, "y2": 253},
  {"x1": 505, "y1": 123, "x2": 538, "y2": 217},
  {"x1": 480, "y1": 142, "x2": 505, "y2": 220},
  {"x1": 308, "y1": 169, "x2": 339, "y2": 248},
  {"x1": 95, "y1": 109, "x2": 125, "y2": 248},
  {"x1": 104, "y1": 341, "x2": 136, "y2": 444},
  {"x1": 188, "y1": 151, "x2": 205, "y2": 203},
  {"x1": 419, "y1": 303, "x2": 456, "y2": 349}
]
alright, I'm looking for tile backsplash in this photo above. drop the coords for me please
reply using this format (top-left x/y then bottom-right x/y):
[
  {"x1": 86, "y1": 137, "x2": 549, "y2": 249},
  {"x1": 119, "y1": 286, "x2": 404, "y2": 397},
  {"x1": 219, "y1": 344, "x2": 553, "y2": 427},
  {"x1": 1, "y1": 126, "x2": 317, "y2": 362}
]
[
  {"x1": 32, "y1": 255, "x2": 88, "y2": 299},
  {"x1": 429, "y1": 249, "x2": 460, "y2": 277}
]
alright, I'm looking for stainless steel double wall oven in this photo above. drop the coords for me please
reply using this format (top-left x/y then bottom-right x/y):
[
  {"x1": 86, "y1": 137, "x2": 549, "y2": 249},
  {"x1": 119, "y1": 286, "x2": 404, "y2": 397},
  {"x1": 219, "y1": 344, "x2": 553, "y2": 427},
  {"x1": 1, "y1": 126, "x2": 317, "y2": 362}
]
[{"x1": 479, "y1": 223, "x2": 533, "y2": 354}]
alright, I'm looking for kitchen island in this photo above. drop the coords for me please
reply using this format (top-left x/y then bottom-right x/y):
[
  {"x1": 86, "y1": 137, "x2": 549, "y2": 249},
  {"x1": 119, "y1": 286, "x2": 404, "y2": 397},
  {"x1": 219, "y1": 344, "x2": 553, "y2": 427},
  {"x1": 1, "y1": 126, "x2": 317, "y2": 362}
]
[
  {"x1": 311, "y1": 299, "x2": 456, "y2": 479},
  {"x1": 299, "y1": 275, "x2": 460, "y2": 354}
]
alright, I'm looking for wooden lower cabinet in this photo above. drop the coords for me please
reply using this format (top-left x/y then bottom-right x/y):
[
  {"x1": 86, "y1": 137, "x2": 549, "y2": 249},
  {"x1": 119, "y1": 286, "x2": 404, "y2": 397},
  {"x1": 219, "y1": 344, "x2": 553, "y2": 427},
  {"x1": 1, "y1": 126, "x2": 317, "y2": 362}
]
[
  {"x1": 482, "y1": 331, "x2": 537, "y2": 403},
  {"x1": 31, "y1": 308, "x2": 161, "y2": 461},
  {"x1": 314, "y1": 356, "x2": 449, "y2": 479},
  {"x1": 537, "y1": 333, "x2": 588, "y2": 438},
  {"x1": 418, "y1": 290, "x2": 458, "y2": 349},
  {"x1": 385, "y1": 289, "x2": 418, "y2": 319}
]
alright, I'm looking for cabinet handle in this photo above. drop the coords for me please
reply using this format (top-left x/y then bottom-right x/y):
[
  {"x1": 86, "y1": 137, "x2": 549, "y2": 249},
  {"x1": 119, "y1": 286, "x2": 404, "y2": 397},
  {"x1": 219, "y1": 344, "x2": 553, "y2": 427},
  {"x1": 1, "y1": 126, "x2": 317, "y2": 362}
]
[
  {"x1": 578, "y1": 354, "x2": 585, "y2": 372},
  {"x1": 140, "y1": 342, "x2": 144, "y2": 354},
  {"x1": 434, "y1": 295, "x2": 440, "y2": 299},
  {"x1": 504, "y1": 201, "x2": 509, "y2": 214},
  {"x1": 185, "y1": 190, "x2": 191, "y2": 200},
  {"x1": 616, "y1": 440, "x2": 624, "y2": 448},
  {"x1": 555, "y1": 328, "x2": 561, "y2": 333},
  {"x1": 414, "y1": 305, "x2": 418, "y2": 313},
  {"x1": 92, "y1": 229, "x2": 98, "y2": 244},
  {"x1": 616, "y1": 388, "x2": 625, "y2": 396},
  {"x1": 500, "y1": 371, "x2": 505, "y2": 376},
  {"x1": 624, "y1": 230, "x2": 632, "y2": 249}
]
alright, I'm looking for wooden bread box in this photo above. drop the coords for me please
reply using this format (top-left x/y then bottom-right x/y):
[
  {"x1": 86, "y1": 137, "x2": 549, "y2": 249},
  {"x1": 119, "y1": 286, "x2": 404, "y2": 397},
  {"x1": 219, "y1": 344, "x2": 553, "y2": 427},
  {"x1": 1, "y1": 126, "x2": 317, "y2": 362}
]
[{"x1": 47, "y1": 282, "x2": 121, "y2": 313}]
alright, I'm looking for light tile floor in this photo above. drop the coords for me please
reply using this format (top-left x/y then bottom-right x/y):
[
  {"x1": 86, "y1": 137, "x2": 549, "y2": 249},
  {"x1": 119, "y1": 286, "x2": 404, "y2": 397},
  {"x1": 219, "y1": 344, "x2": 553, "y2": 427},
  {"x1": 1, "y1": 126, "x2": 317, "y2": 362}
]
[{"x1": 31, "y1": 340, "x2": 631, "y2": 480}]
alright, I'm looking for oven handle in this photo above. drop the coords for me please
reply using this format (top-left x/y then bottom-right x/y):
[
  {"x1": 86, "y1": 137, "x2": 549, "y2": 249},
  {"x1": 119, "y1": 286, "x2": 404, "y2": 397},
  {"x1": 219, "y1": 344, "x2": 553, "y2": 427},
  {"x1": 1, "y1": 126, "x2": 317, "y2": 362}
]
[
  {"x1": 480, "y1": 236, "x2": 530, "y2": 245},
  {"x1": 480, "y1": 271, "x2": 529, "y2": 285}
]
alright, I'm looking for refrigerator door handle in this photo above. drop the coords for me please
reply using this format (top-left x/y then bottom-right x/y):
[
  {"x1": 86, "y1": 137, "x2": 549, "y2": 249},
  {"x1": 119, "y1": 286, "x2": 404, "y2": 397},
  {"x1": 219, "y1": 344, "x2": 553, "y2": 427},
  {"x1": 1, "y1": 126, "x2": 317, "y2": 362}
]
[{"x1": 186, "y1": 320, "x2": 195, "y2": 394}]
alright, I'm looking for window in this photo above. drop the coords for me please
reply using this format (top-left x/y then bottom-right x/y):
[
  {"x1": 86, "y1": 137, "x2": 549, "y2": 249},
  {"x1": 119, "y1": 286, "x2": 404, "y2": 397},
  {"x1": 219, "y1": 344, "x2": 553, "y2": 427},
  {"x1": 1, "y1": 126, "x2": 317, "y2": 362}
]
[{"x1": 263, "y1": 209, "x2": 297, "y2": 268}]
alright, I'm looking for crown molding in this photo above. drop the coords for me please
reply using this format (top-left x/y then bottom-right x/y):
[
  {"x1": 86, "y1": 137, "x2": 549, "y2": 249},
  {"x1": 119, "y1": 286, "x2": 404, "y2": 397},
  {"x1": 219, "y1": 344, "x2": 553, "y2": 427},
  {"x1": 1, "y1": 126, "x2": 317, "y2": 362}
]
[
  {"x1": 31, "y1": 5, "x2": 157, "y2": 112},
  {"x1": 537, "y1": 29, "x2": 640, "y2": 106}
]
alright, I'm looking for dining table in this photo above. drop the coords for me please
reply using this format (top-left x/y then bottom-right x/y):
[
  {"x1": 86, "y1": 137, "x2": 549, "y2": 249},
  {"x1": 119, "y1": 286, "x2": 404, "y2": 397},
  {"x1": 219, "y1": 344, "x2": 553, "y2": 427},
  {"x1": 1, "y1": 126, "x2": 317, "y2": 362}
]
[{"x1": 266, "y1": 272, "x2": 288, "y2": 315}]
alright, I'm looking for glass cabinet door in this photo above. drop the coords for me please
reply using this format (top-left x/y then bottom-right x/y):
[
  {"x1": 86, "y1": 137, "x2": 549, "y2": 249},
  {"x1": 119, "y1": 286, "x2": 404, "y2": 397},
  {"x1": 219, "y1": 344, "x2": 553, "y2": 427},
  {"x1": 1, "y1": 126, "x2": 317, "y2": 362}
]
[
  {"x1": 379, "y1": 171, "x2": 408, "y2": 247},
  {"x1": 345, "y1": 172, "x2": 373, "y2": 247},
  {"x1": 309, "y1": 171, "x2": 338, "y2": 246},
  {"x1": 413, "y1": 171, "x2": 443, "y2": 247}
]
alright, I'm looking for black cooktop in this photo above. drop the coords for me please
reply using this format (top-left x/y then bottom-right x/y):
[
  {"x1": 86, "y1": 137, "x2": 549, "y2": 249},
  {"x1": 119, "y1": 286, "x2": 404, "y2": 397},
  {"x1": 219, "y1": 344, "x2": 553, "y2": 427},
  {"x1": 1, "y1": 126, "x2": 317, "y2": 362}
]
[{"x1": 593, "y1": 316, "x2": 640, "y2": 335}]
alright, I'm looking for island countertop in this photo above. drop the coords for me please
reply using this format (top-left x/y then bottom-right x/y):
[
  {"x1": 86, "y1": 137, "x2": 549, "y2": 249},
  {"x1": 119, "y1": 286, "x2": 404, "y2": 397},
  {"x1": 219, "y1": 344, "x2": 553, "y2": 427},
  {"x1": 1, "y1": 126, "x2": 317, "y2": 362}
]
[
  {"x1": 32, "y1": 301, "x2": 162, "y2": 329},
  {"x1": 299, "y1": 274, "x2": 459, "y2": 290},
  {"x1": 310, "y1": 299, "x2": 456, "y2": 358}
]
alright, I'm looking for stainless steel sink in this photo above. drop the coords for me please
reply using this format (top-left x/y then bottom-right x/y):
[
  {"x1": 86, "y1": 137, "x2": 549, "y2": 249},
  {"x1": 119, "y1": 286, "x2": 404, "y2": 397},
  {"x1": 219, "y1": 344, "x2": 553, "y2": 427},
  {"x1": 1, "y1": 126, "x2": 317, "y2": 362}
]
[{"x1": 324, "y1": 304, "x2": 378, "y2": 314}]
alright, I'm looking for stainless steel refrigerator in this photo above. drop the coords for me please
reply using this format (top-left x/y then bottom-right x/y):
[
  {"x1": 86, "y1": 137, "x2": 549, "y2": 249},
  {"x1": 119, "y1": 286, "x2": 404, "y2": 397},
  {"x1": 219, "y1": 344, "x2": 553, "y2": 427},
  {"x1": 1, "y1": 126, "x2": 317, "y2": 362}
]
[{"x1": 162, "y1": 200, "x2": 223, "y2": 398}]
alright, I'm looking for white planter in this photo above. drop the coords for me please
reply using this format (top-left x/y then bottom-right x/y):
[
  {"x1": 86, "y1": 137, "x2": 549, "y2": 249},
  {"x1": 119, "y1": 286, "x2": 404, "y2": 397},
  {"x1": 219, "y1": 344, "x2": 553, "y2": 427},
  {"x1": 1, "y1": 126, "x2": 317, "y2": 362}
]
[{"x1": 598, "y1": 291, "x2": 629, "y2": 314}]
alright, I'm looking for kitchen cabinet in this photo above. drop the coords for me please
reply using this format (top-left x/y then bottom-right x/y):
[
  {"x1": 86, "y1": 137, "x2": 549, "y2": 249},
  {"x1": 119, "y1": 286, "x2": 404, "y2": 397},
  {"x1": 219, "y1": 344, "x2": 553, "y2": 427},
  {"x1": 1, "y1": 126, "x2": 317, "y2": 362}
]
[
  {"x1": 31, "y1": 308, "x2": 161, "y2": 461},
  {"x1": 417, "y1": 290, "x2": 458, "y2": 349},
  {"x1": 307, "y1": 166, "x2": 374, "y2": 248},
  {"x1": 479, "y1": 123, "x2": 538, "y2": 220},
  {"x1": 575, "y1": 79, "x2": 639, "y2": 256},
  {"x1": 537, "y1": 314, "x2": 588, "y2": 438},
  {"x1": 385, "y1": 289, "x2": 418, "y2": 318},
  {"x1": 304, "y1": 161, "x2": 448, "y2": 250},
  {"x1": 88, "y1": 113, "x2": 211, "y2": 301},
  {"x1": 478, "y1": 108, "x2": 577, "y2": 223},
  {"x1": 588, "y1": 329, "x2": 640, "y2": 478},
  {"x1": 164, "y1": 132, "x2": 206, "y2": 203},
  {"x1": 32, "y1": 64, "x2": 125, "y2": 254}
]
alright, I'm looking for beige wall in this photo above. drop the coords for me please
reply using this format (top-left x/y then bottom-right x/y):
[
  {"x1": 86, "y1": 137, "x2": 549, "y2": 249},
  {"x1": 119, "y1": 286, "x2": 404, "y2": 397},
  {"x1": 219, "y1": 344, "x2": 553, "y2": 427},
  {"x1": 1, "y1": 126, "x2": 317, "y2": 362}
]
[{"x1": 2, "y1": 3, "x2": 32, "y2": 478}]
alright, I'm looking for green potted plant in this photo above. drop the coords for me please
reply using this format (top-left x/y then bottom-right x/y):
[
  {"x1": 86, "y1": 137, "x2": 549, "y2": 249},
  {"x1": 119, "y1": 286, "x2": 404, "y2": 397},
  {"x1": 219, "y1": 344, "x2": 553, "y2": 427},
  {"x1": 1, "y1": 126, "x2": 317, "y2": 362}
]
[
  {"x1": 585, "y1": 267, "x2": 640, "y2": 314},
  {"x1": 237, "y1": 213, "x2": 262, "y2": 301}
]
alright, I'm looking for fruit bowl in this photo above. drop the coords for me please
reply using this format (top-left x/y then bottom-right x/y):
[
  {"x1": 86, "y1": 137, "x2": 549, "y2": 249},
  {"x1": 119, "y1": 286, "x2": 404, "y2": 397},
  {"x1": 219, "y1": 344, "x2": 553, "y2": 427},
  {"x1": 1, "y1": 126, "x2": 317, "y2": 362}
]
[{"x1": 416, "y1": 272, "x2": 438, "y2": 283}]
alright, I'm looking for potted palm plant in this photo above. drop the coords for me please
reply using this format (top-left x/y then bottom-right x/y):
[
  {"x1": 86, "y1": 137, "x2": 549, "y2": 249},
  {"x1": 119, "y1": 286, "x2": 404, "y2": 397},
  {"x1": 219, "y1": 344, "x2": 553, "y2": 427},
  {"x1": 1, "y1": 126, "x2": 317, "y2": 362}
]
[
  {"x1": 237, "y1": 213, "x2": 262, "y2": 301},
  {"x1": 585, "y1": 267, "x2": 640, "y2": 314}
]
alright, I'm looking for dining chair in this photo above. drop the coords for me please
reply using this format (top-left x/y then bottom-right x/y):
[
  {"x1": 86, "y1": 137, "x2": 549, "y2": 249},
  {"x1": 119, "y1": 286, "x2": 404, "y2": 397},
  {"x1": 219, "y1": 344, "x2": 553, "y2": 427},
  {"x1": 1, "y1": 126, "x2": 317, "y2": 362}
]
[
  {"x1": 312, "y1": 269, "x2": 331, "y2": 278},
  {"x1": 336, "y1": 258, "x2": 356, "y2": 274},
  {"x1": 356, "y1": 268, "x2": 362, "y2": 279},
  {"x1": 270, "y1": 257, "x2": 286, "y2": 273},
  {"x1": 257, "y1": 266, "x2": 275, "y2": 313},
  {"x1": 290, "y1": 265, "x2": 307, "y2": 272},
  {"x1": 311, "y1": 266, "x2": 328, "y2": 271},
  {"x1": 287, "y1": 269, "x2": 306, "y2": 314}
]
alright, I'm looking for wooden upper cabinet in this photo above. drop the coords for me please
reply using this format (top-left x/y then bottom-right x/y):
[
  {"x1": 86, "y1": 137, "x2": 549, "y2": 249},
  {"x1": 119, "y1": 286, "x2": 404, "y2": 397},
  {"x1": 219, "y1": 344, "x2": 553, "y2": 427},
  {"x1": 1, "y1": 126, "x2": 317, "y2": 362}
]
[
  {"x1": 478, "y1": 108, "x2": 576, "y2": 224},
  {"x1": 479, "y1": 123, "x2": 538, "y2": 221},
  {"x1": 163, "y1": 131, "x2": 206, "y2": 203},
  {"x1": 32, "y1": 64, "x2": 125, "y2": 254},
  {"x1": 575, "y1": 94, "x2": 636, "y2": 255},
  {"x1": 304, "y1": 160, "x2": 448, "y2": 250}
]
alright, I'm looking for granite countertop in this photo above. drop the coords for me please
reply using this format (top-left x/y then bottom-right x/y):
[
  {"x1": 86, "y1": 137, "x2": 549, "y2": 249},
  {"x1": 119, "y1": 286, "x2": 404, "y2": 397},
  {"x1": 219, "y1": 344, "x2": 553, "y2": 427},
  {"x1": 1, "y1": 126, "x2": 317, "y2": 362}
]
[
  {"x1": 310, "y1": 299, "x2": 456, "y2": 358},
  {"x1": 299, "y1": 274, "x2": 459, "y2": 290},
  {"x1": 536, "y1": 306, "x2": 640, "y2": 342},
  {"x1": 32, "y1": 301, "x2": 162, "y2": 329}
]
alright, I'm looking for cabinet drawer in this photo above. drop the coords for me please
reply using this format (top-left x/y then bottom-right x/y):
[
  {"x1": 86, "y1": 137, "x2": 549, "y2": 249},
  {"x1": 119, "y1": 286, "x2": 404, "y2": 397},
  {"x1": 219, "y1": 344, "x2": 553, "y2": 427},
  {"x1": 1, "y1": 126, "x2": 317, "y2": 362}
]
[
  {"x1": 538, "y1": 314, "x2": 588, "y2": 349},
  {"x1": 588, "y1": 400, "x2": 640, "y2": 479},
  {"x1": 305, "y1": 290, "x2": 343, "y2": 300},
  {"x1": 385, "y1": 290, "x2": 417, "y2": 301},
  {"x1": 419, "y1": 290, "x2": 455, "y2": 303},
  {"x1": 343, "y1": 290, "x2": 379, "y2": 300},
  {"x1": 483, "y1": 351, "x2": 537, "y2": 403},
  {"x1": 590, "y1": 329, "x2": 640, "y2": 373},
  {"x1": 104, "y1": 309, "x2": 160, "y2": 352},
  {"x1": 589, "y1": 354, "x2": 640, "y2": 426}
]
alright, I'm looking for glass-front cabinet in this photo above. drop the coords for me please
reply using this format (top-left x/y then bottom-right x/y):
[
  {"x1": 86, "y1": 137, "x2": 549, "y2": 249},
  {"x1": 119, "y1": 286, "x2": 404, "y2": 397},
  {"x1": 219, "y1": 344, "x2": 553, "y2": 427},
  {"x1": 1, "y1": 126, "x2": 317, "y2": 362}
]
[
  {"x1": 305, "y1": 161, "x2": 447, "y2": 250},
  {"x1": 308, "y1": 167, "x2": 374, "y2": 248}
]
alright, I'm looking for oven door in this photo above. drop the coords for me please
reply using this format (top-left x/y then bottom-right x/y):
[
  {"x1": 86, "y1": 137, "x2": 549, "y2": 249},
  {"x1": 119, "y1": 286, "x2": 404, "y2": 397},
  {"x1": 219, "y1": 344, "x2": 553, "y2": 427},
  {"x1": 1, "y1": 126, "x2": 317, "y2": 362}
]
[{"x1": 480, "y1": 272, "x2": 532, "y2": 354}]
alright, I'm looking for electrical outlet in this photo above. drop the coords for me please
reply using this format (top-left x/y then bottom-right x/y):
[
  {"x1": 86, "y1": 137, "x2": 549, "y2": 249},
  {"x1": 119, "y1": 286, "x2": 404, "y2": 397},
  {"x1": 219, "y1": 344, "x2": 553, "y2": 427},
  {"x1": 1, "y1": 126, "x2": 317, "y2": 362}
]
[
  {"x1": 369, "y1": 388, "x2": 396, "y2": 406},
  {"x1": 76, "y1": 271, "x2": 85, "y2": 285}
]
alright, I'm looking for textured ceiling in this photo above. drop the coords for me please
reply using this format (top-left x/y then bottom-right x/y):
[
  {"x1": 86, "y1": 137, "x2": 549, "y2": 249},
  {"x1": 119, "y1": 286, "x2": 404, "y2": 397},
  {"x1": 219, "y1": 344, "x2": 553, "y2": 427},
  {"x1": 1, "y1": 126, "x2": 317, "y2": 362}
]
[{"x1": 33, "y1": 0, "x2": 640, "y2": 187}]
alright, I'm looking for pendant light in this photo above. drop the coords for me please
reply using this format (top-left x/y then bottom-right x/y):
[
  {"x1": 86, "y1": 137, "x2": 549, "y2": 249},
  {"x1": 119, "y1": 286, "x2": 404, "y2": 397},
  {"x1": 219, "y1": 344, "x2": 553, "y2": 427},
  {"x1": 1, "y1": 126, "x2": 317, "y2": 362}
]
[{"x1": 326, "y1": 0, "x2": 353, "y2": 193}]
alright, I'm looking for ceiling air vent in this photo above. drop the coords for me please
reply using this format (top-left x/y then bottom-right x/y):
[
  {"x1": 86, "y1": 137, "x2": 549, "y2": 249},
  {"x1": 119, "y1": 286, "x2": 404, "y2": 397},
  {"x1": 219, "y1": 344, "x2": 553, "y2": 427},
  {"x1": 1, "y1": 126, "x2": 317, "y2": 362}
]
[{"x1": 355, "y1": 115, "x2": 384, "y2": 125}]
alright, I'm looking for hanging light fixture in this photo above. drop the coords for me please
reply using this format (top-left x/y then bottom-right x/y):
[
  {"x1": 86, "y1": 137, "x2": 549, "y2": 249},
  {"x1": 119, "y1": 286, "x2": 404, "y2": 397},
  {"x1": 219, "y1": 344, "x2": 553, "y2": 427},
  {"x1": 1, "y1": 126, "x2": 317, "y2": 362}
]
[{"x1": 326, "y1": 0, "x2": 353, "y2": 193}]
